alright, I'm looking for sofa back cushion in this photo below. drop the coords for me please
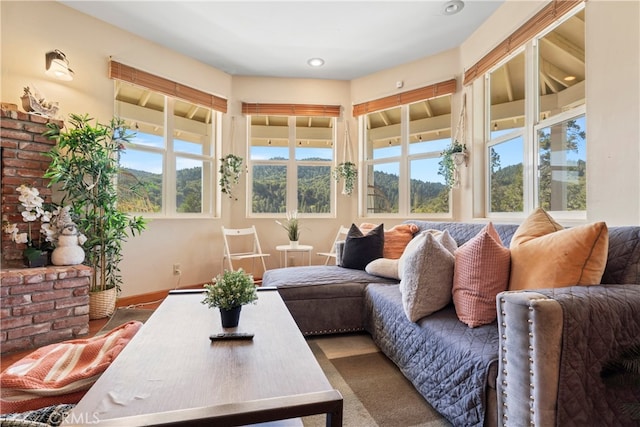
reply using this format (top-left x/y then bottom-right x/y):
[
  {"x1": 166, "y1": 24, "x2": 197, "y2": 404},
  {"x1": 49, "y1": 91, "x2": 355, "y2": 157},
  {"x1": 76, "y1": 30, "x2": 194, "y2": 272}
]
[
  {"x1": 406, "y1": 221, "x2": 519, "y2": 249},
  {"x1": 601, "y1": 226, "x2": 640, "y2": 285}
]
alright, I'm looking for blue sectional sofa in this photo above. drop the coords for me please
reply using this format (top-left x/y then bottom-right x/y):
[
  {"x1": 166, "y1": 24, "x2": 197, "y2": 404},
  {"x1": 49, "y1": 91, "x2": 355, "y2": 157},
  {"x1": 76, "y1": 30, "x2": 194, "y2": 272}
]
[{"x1": 262, "y1": 221, "x2": 640, "y2": 427}]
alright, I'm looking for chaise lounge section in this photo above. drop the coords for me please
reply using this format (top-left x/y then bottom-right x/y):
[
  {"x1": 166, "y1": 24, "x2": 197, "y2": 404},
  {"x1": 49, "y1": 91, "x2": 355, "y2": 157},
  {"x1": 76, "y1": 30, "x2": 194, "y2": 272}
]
[{"x1": 262, "y1": 221, "x2": 640, "y2": 426}]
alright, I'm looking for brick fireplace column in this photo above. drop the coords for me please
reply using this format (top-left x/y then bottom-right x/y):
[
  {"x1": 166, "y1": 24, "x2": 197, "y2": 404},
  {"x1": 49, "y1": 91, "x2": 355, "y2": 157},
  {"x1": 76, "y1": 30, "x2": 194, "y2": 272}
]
[
  {"x1": 1, "y1": 106, "x2": 62, "y2": 266},
  {"x1": 1, "y1": 105, "x2": 90, "y2": 354}
]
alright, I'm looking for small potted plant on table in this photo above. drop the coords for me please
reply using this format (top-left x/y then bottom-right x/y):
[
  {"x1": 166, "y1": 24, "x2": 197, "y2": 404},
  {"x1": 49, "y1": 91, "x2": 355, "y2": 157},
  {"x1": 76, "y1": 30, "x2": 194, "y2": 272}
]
[
  {"x1": 202, "y1": 269, "x2": 258, "y2": 328},
  {"x1": 276, "y1": 210, "x2": 300, "y2": 248}
]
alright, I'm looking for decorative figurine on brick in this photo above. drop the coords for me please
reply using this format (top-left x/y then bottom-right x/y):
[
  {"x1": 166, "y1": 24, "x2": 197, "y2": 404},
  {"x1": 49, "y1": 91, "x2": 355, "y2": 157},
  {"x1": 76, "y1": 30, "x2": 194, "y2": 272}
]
[{"x1": 51, "y1": 207, "x2": 86, "y2": 266}]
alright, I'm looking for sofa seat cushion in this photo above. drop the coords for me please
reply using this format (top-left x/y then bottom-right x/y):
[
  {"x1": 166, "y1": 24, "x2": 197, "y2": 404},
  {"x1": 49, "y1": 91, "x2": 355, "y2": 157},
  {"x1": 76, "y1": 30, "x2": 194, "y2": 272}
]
[
  {"x1": 263, "y1": 265, "x2": 398, "y2": 335},
  {"x1": 262, "y1": 265, "x2": 397, "y2": 300},
  {"x1": 364, "y1": 283, "x2": 499, "y2": 427}
]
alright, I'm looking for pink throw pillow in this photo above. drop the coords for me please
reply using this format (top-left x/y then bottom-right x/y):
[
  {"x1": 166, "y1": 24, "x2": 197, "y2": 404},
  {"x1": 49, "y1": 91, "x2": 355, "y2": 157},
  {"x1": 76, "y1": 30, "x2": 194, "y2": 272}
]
[{"x1": 452, "y1": 223, "x2": 511, "y2": 328}]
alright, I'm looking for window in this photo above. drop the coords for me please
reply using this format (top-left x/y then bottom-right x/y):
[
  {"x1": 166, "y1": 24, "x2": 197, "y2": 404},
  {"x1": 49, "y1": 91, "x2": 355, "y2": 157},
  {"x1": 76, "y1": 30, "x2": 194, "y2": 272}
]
[
  {"x1": 485, "y1": 6, "x2": 586, "y2": 217},
  {"x1": 114, "y1": 80, "x2": 219, "y2": 216},
  {"x1": 362, "y1": 95, "x2": 452, "y2": 216},
  {"x1": 248, "y1": 115, "x2": 335, "y2": 215},
  {"x1": 487, "y1": 51, "x2": 526, "y2": 214}
]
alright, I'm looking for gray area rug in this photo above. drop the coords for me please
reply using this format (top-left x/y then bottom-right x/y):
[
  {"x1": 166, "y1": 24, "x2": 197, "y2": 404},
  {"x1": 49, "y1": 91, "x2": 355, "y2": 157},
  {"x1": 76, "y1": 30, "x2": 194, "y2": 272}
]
[
  {"x1": 96, "y1": 307, "x2": 154, "y2": 335},
  {"x1": 303, "y1": 336, "x2": 451, "y2": 427}
]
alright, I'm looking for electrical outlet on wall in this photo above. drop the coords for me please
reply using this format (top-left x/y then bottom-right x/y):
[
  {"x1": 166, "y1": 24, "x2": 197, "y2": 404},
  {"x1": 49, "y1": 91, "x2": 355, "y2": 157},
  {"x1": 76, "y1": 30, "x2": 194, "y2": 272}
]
[{"x1": 173, "y1": 263, "x2": 181, "y2": 275}]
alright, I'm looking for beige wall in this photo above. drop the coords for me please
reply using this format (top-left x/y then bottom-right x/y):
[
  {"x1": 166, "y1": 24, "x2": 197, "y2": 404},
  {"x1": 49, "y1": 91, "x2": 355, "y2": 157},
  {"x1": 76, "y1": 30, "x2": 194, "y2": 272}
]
[{"x1": 2, "y1": 0, "x2": 638, "y2": 297}]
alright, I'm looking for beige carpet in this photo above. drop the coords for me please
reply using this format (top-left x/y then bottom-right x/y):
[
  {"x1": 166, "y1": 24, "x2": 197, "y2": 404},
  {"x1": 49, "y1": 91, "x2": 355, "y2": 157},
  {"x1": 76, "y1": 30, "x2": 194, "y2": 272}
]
[
  {"x1": 96, "y1": 308, "x2": 154, "y2": 335},
  {"x1": 303, "y1": 334, "x2": 451, "y2": 427}
]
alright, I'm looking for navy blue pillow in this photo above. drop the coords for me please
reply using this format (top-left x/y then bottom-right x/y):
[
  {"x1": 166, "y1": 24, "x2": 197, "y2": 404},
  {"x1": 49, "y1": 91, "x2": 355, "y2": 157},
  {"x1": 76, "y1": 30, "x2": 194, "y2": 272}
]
[{"x1": 341, "y1": 223, "x2": 384, "y2": 270}]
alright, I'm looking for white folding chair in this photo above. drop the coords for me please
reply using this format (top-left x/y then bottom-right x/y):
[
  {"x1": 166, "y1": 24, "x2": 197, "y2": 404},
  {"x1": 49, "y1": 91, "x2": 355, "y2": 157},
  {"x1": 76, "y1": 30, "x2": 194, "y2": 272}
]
[
  {"x1": 221, "y1": 226, "x2": 270, "y2": 277},
  {"x1": 317, "y1": 225, "x2": 350, "y2": 265}
]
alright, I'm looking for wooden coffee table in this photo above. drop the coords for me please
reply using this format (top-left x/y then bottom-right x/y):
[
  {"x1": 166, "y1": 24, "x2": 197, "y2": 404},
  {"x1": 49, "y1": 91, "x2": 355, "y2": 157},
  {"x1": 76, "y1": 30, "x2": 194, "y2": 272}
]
[{"x1": 68, "y1": 288, "x2": 342, "y2": 426}]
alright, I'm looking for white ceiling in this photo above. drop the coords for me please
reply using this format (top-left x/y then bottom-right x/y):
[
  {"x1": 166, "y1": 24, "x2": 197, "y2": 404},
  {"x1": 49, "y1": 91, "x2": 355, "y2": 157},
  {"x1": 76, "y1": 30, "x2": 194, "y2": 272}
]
[{"x1": 60, "y1": 0, "x2": 504, "y2": 81}]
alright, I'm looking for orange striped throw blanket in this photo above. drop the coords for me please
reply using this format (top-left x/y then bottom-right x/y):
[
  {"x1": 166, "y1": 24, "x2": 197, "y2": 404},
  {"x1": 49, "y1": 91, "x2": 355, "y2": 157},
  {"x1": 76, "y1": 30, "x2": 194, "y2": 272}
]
[{"x1": 1, "y1": 320, "x2": 142, "y2": 414}]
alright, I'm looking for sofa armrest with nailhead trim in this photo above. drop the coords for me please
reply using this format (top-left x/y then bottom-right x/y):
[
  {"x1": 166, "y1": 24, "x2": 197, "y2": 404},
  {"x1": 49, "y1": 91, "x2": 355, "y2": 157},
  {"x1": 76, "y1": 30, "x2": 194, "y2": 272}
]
[{"x1": 497, "y1": 284, "x2": 640, "y2": 427}]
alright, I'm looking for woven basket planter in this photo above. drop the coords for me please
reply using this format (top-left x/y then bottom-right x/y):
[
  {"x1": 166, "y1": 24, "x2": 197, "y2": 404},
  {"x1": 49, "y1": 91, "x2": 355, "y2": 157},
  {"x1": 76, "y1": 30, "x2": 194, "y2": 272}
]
[{"x1": 89, "y1": 287, "x2": 117, "y2": 320}]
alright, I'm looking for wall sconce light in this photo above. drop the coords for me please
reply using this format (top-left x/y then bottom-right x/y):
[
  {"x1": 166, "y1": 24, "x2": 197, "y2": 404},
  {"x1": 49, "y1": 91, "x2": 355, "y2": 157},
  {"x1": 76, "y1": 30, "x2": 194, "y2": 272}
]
[{"x1": 45, "y1": 49, "x2": 74, "y2": 81}]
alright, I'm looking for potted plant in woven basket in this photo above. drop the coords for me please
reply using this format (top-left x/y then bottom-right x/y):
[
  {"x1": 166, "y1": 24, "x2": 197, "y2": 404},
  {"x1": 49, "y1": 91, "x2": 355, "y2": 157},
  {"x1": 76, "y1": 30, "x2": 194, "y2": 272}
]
[{"x1": 44, "y1": 114, "x2": 147, "y2": 319}]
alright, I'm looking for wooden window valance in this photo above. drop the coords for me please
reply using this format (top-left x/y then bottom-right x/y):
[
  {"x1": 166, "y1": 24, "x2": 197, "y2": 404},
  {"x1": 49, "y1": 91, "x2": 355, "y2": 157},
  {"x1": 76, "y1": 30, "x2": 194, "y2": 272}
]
[
  {"x1": 463, "y1": 0, "x2": 583, "y2": 85},
  {"x1": 109, "y1": 60, "x2": 228, "y2": 113},
  {"x1": 241, "y1": 103, "x2": 341, "y2": 117},
  {"x1": 352, "y1": 78, "x2": 457, "y2": 117}
]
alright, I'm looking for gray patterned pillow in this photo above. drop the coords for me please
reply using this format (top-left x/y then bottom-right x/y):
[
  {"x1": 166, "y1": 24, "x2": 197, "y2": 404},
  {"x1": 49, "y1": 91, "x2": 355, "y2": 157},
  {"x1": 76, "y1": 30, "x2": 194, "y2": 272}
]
[{"x1": 400, "y1": 231, "x2": 456, "y2": 322}]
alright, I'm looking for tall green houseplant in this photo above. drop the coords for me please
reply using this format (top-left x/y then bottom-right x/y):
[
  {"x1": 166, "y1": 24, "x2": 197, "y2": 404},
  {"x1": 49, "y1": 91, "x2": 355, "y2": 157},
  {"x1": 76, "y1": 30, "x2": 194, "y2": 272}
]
[{"x1": 44, "y1": 114, "x2": 147, "y2": 299}]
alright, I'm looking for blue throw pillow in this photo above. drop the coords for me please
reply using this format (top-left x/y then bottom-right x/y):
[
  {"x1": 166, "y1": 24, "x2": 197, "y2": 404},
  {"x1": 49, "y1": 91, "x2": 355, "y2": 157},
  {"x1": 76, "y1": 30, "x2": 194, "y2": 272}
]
[{"x1": 341, "y1": 223, "x2": 384, "y2": 270}]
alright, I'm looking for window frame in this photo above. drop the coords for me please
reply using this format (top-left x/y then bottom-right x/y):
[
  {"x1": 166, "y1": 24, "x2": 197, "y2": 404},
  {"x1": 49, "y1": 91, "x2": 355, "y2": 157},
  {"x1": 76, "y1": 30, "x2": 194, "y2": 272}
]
[
  {"x1": 246, "y1": 115, "x2": 337, "y2": 218},
  {"x1": 482, "y1": 3, "x2": 586, "y2": 221},
  {"x1": 359, "y1": 97, "x2": 453, "y2": 219},
  {"x1": 115, "y1": 83, "x2": 221, "y2": 219}
]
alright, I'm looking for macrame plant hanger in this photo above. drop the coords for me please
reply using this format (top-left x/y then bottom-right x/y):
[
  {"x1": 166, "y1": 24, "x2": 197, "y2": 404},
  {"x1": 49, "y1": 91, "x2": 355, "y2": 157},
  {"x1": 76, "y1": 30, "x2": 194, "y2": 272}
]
[
  {"x1": 219, "y1": 116, "x2": 244, "y2": 200},
  {"x1": 335, "y1": 121, "x2": 357, "y2": 196},
  {"x1": 343, "y1": 121, "x2": 354, "y2": 166},
  {"x1": 451, "y1": 94, "x2": 468, "y2": 187}
]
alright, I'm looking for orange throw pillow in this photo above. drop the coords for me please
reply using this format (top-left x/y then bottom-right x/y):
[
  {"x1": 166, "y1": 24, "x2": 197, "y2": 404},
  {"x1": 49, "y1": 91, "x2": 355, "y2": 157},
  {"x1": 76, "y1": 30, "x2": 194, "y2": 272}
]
[
  {"x1": 359, "y1": 223, "x2": 419, "y2": 259},
  {"x1": 509, "y1": 208, "x2": 609, "y2": 291}
]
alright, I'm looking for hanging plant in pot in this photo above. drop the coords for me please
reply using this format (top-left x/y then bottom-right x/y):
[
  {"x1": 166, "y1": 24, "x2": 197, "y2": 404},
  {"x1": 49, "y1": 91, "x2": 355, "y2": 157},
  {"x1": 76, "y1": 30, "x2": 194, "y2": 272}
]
[
  {"x1": 219, "y1": 154, "x2": 244, "y2": 200},
  {"x1": 332, "y1": 162, "x2": 358, "y2": 196},
  {"x1": 438, "y1": 140, "x2": 468, "y2": 189},
  {"x1": 43, "y1": 113, "x2": 147, "y2": 319},
  {"x1": 202, "y1": 269, "x2": 258, "y2": 328}
]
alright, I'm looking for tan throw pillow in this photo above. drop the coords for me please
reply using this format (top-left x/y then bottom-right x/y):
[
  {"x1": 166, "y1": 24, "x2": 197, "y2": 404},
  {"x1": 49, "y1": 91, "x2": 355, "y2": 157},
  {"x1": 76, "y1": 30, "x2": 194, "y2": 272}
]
[
  {"x1": 452, "y1": 223, "x2": 511, "y2": 328},
  {"x1": 509, "y1": 208, "x2": 609, "y2": 291},
  {"x1": 359, "y1": 223, "x2": 419, "y2": 259},
  {"x1": 398, "y1": 229, "x2": 457, "y2": 281},
  {"x1": 365, "y1": 258, "x2": 400, "y2": 280},
  {"x1": 400, "y1": 232, "x2": 455, "y2": 322}
]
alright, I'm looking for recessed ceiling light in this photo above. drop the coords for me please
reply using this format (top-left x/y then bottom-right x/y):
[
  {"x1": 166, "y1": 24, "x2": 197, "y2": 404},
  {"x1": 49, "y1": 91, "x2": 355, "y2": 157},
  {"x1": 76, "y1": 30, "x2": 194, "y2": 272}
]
[
  {"x1": 564, "y1": 75, "x2": 576, "y2": 81},
  {"x1": 307, "y1": 58, "x2": 325, "y2": 67},
  {"x1": 442, "y1": 0, "x2": 464, "y2": 15}
]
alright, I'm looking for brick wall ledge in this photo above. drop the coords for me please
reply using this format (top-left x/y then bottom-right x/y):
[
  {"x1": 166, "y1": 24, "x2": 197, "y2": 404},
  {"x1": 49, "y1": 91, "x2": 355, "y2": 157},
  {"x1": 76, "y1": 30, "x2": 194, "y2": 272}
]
[{"x1": 1, "y1": 265, "x2": 91, "y2": 354}]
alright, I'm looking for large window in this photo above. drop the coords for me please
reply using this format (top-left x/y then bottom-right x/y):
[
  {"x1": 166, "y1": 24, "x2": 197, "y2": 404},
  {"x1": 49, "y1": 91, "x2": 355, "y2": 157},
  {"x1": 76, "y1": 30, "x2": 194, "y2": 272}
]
[
  {"x1": 114, "y1": 80, "x2": 219, "y2": 216},
  {"x1": 248, "y1": 115, "x2": 335, "y2": 215},
  {"x1": 485, "y1": 6, "x2": 586, "y2": 217},
  {"x1": 362, "y1": 96, "x2": 452, "y2": 216}
]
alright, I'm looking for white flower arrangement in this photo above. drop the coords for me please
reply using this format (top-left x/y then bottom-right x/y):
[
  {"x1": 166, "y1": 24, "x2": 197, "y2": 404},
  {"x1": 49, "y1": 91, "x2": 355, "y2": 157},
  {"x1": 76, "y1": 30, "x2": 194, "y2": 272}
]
[{"x1": 2, "y1": 185, "x2": 86, "y2": 250}]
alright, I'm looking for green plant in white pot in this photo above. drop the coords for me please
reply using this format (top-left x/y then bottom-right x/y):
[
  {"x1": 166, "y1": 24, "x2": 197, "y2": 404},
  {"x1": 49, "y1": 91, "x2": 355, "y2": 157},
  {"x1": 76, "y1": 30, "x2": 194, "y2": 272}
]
[
  {"x1": 202, "y1": 269, "x2": 258, "y2": 328},
  {"x1": 44, "y1": 113, "x2": 147, "y2": 319},
  {"x1": 219, "y1": 154, "x2": 244, "y2": 200},
  {"x1": 438, "y1": 140, "x2": 467, "y2": 189},
  {"x1": 332, "y1": 161, "x2": 357, "y2": 195},
  {"x1": 276, "y1": 210, "x2": 300, "y2": 247}
]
